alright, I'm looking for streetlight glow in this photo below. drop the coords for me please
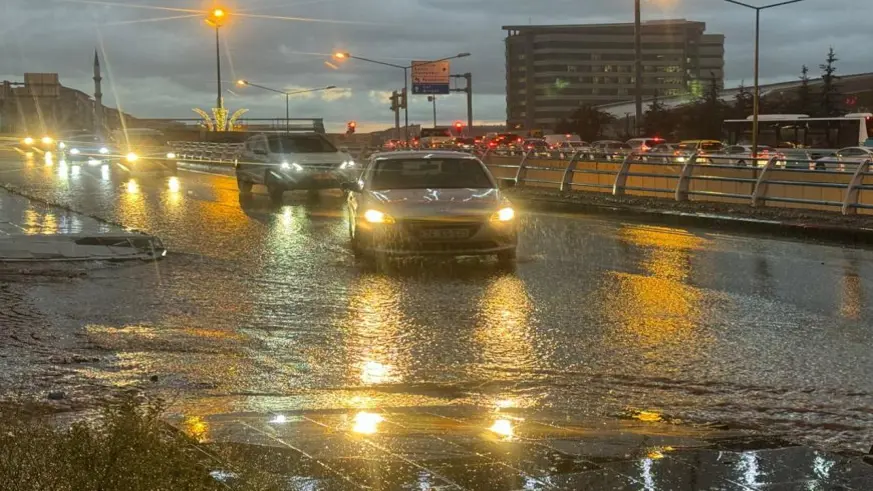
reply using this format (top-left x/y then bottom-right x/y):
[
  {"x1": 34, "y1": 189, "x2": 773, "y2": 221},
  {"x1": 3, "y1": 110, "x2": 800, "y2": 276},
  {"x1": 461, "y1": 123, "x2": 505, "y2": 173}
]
[
  {"x1": 333, "y1": 52, "x2": 349, "y2": 59},
  {"x1": 237, "y1": 80, "x2": 248, "y2": 86},
  {"x1": 212, "y1": 8, "x2": 225, "y2": 18}
]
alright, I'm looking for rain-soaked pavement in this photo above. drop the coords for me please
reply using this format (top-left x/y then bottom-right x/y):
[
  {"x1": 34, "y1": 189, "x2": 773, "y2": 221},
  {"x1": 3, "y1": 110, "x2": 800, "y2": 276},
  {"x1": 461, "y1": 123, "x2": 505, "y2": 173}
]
[{"x1": 1, "y1": 152, "x2": 873, "y2": 488}]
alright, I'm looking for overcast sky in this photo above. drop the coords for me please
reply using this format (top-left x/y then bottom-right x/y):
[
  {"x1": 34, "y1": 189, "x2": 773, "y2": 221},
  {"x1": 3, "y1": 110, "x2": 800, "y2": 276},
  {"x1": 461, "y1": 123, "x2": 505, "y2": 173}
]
[{"x1": 0, "y1": 0, "x2": 866, "y2": 132}]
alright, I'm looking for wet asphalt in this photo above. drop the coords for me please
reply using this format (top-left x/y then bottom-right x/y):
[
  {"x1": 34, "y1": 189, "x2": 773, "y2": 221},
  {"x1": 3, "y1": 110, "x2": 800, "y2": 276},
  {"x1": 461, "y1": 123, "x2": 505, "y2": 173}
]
[{"x1": 2, "y1": 153, "x2": 873, "y2": 455}]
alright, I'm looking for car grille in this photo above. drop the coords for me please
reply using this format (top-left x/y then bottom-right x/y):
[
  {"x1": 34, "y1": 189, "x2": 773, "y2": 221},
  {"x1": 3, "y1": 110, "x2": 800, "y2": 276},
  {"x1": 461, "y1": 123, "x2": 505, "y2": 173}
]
[{"x1": 302, "y1": 162, "x2": 341, "y2": 171}]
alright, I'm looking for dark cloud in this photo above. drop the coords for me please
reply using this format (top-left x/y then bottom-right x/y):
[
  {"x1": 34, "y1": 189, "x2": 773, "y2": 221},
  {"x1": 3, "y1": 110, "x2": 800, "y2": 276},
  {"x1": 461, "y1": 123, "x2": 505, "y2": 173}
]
[{"x1": 0, "y1": 0, "x2": 866, "y2": 132}]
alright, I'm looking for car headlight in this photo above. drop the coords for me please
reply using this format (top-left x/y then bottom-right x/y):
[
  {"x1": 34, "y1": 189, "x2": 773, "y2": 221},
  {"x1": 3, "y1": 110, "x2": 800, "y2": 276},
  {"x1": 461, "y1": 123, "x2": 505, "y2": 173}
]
[
  {"x1": 70, "y1": 148, "x2": 80, "y2": 155},
  {"x1": 166, "y1": 152, "x2": 176, "y2": 159},
  {"x1": 340, "y1": 160, "x2": 356, "y2": 169},
  {"x1": 41, "y1": 137, "x2": 53, "y2": 145},
  {"x1": 126, "y1": 152, "x2": 138, "y2": 163},
  {"x1": 490, "y1": 207, "x2": 515, "y2": 222},
  {"x1": 291, "y1": 162, "x2": 303, "y2": 172},
  {"x1": 363, "y1": 209, "x2": 394, "y2": 224},
  {"x1": 280, "y1": 161, "x2": 290, "y2": 170},
  {"x1": 23, "y1": 137, "x2": 34, "y2": 145},
  {"x1": 59, "y1": 142, "x2": 66, "y2": 149},
  {"x1": 99, "y1": 147, "x2": 109, "y2": 154}
]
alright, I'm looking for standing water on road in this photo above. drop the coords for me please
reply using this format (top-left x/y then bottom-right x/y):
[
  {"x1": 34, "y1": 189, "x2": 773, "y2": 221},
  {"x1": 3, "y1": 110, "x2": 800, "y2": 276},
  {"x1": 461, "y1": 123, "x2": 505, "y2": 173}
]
[{"x1": 1, "y1": 160, "x2": 871, "y2": 456}]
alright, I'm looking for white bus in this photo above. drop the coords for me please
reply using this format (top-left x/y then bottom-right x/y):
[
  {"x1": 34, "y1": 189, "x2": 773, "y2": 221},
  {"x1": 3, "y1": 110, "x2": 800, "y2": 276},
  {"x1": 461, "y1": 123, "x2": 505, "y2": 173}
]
[{"x1": 723, "y1": 113, "x2": 873, "y2": 149}]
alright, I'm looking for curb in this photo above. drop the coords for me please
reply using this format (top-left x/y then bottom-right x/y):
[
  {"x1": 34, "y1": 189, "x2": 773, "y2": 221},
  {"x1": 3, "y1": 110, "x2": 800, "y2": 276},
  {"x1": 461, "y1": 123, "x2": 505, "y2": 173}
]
[
  {"x1": 0, "y1": 233, "x2": 167, "y2": 263},
  {"x1": 513, "y1": 193, "x2": 873, "y2": 246}
]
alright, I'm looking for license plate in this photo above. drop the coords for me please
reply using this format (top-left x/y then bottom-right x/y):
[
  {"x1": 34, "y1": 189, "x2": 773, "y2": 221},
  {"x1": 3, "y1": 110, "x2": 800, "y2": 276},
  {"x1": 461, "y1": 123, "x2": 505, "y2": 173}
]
[{"x1": 419, "y1": 228, "x2": 470, "y2": 240}]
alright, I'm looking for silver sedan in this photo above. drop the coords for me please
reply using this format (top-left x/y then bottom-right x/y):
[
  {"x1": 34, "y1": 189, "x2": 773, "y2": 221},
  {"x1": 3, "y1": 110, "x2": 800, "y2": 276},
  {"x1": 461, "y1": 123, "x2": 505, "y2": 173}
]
[{"x1": 343, "y1": 151, "x2": 518, "y2": 264}]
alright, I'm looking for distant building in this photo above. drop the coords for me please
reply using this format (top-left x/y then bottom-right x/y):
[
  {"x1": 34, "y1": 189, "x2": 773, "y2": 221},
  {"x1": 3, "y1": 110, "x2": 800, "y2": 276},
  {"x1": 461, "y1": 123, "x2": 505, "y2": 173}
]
[
  {"x1": 503, "y1": 19, "x2": 725, "y2": 130},
  {"x1": 0, "y1": 54, "x2": 136, "y2": 135}
]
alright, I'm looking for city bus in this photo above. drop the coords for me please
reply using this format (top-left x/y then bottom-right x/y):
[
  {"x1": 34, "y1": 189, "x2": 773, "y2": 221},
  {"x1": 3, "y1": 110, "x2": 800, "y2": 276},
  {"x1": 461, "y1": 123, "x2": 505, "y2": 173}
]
[{"x1": 723, "y1": 113, "x2": 873, "y2": 149}]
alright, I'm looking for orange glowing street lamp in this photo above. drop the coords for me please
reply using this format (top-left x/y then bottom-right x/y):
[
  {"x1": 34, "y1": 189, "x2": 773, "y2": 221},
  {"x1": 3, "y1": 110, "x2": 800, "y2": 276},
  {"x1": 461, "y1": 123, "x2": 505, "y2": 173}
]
[{"x1": 206, "y1": 7, "x2": 229, "y2": 109}]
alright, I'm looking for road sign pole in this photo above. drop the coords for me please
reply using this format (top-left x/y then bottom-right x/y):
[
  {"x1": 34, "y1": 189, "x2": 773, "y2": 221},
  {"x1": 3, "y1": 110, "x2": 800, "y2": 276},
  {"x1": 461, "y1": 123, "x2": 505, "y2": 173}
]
[{"x1": 403, "y1": 67, "x2": 409, "y2": 146}]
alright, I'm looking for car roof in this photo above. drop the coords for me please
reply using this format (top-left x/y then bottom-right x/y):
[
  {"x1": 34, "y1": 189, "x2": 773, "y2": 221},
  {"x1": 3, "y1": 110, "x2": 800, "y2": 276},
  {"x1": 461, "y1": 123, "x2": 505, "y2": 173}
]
[{"x1": 371, "y1": 150, "x2": 479, "y2": 161}]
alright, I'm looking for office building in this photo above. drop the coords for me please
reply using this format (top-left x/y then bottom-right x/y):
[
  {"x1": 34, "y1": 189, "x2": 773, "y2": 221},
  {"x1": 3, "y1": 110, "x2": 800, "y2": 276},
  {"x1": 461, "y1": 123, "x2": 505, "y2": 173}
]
[{"x1": 503, "y1": 20, "x2": 725, "y2": 130}]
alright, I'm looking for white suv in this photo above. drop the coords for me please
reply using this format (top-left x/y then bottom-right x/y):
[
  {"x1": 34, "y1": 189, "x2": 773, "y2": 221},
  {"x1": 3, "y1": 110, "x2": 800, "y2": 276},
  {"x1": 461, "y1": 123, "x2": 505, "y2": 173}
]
[{"x1": 235, "y1": 133, "x2": 357, "y2": 202}]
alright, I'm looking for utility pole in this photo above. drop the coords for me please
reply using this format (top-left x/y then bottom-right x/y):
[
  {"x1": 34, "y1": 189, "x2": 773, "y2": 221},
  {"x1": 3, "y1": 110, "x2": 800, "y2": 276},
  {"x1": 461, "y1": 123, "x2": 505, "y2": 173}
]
[
  {"x1": 634, "y1": 0, "x2": 643, "y2": 137},
  {"x1": 450, "y1": 73, "x2": 472, "y2": 134},
  {"x1": 427, "y1": 95, "x2": 437, "y2": 126},
  {"x1": 389, "y1": 90, "x2": 400, "y2": 138}
]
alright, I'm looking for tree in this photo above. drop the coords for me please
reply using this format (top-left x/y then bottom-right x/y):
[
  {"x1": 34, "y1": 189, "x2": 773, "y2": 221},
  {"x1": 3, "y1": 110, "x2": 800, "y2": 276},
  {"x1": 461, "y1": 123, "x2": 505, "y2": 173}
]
[
  {"x1": 557, "y1": 104, "x2": 614, "y2": 141},
  {"x1": 795, "y1": 65, "x2": 812, "y2": 115},
  {"x1": 819, "y1": 47, "x2": 842, "y2": 116},
  {"x1": 732, "y1": 80, "x2": 753, "y2": 118},
  {"x1": 643, "y1": 93, "x2": 676, "y2": 138}
]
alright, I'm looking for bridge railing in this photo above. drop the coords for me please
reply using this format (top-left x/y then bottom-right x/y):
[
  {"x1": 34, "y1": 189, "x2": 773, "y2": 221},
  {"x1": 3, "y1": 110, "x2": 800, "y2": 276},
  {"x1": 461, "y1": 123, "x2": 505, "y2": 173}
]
[{"x1": 485, "y1": 150, "x2": 873, "y2": 216}]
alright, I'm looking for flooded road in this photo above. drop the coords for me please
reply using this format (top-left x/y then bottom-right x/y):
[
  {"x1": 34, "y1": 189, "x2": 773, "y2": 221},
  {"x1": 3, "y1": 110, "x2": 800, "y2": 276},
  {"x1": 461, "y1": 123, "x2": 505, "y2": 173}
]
[{"x1": 2, "y1": 154, "x2": 873, "y2": 455}]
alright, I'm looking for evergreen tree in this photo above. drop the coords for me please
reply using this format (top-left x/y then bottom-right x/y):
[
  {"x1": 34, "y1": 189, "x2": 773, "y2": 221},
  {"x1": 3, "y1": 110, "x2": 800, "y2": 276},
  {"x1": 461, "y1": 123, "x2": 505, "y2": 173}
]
[
  {"x1": 819, "y1": 47, "x2": 842, "y2": 116},
  {"x1": 643, "y1": 93, "x2": 675, "y2": 138},
  {"x1": 796, "y1": 65, "x2": 811, "y2": 115}
]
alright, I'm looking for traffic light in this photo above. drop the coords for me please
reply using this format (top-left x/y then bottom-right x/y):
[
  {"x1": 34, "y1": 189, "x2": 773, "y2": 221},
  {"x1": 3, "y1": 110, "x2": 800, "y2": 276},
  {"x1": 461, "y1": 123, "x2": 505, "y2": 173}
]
[
  {"x1": 399, "y1": 88, "x2": 407, "y2": 110},
  {"x1": 346, "y1": 120, "x2": 356, "y2": 135},
  {"x1": 389, "y1": 91, "x2": 399, "y2": 112}
]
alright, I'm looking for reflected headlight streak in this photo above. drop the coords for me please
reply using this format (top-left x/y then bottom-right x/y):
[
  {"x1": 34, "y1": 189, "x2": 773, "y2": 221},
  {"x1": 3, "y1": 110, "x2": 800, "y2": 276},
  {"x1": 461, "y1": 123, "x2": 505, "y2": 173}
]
[
  {"x1": 281, "y1": 162, "x2": 303, "y2": 172},
  {"x1": 490, "y1": 207, "x2": 515, "y2": 222},
  {"x1": 363, "y1": 209, "x2": 394, "y2": 224},
  {"x1": 99, "y1": 147, "x2": 109, "y2": 154}
]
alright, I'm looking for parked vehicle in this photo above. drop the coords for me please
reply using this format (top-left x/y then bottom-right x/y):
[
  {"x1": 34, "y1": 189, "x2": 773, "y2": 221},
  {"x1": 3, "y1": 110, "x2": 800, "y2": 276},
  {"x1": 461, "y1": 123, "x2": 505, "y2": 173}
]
[{"x1": 236, "y1": 132, "x2": 357, "y2": 202}]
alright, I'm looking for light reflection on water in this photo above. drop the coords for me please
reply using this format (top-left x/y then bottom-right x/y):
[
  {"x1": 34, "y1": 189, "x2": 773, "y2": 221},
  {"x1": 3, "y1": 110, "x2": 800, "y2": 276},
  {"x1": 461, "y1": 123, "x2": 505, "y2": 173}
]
[{"x1": 473, "y1": 274, "x2": 539, "y2": 378}]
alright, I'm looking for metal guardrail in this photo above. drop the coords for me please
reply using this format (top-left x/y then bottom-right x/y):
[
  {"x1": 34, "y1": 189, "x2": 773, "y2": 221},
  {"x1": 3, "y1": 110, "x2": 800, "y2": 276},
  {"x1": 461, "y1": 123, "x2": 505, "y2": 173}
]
[{"x1": 485, "y1": 149, "x2": 873, "y2": 216}]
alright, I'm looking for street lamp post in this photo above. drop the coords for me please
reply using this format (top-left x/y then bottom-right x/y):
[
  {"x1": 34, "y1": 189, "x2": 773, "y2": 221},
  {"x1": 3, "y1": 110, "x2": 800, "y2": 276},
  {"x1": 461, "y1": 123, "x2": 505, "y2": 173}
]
[
  {"x1": 634, "y1": 0, "x2": 642, "y2": 137},
  {"x1": 724, "y1": 0, "x2": 807, "y2": 158},
  {"x1": 205, "y1": 8, "x2": 227, "y2": 110},
  {"x1": 427, "y1": 95, "x2": 437, "y2": 126},
  {"x1": 237, "y1": 81, "x2": 337, "y2": 132},
  {"x1": 333, "y1": 52, "x2": 470, "y2": 145}
]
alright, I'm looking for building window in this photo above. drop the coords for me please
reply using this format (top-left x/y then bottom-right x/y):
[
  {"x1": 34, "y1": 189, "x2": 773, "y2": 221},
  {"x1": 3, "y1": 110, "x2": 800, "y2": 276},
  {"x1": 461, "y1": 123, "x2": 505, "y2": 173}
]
[
  {"x1": 567, "y1": 65, "x2": 577, "y2": 72},
  {"x1": 592, "y1": 53, "x2": 601, "y2": 61},
  {"x1": 592, "y1": 76, "x2": 601, "y2": 84}
]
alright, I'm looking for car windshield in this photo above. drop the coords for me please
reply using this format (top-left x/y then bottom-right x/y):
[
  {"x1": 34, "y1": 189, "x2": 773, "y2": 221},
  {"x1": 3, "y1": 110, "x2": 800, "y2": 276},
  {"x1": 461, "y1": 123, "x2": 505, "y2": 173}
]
[
  {"x1": 269, "y1": 135, "x2": 336, "y2": 153},
  {"x1": 369, "y1": 158, "x2": 493, "y2": 190}
]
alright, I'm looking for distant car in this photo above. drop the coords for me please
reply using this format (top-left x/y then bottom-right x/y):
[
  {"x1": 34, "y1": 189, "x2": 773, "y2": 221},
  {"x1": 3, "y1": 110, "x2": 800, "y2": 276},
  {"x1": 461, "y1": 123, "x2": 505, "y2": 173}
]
[
  {"x1": 382, "y1": 139, "x2": 404, "y2": 150},
  {"x1": 60, "y1": 133, "x2": 112, "y2": 166},
  {"x1": 236, "y1": 132, "x2": 357, "y2": 202},
  {"x1": 343, "y1": 150, "x2": 518, "y2": 264},
  {"x1": 554, "y1": 141, "x2": 591, "y2": 158},
  {"x1": 522, "y1": 138, "x2": 550, "y2": 155},
  {"x1": 111, "y1": 129, "x2": 177, "y2": 175},
  {"x1": 780, "y1": 149, "x2": 825, "y2": 170},
  {"x1": 591, "y1": 140, "x2": 632, "y2": 160},
  {"x1": 673, "y1": 140, "x2": 725, "y2": 163},
  {"x1": 453, "y1": 137, "x2": 477, "y2": 151},
  {"x1": 815, "y1": 146, "x2": 873, "y2": 172},
  {"x1": 626, "y1": 137, "x2": 666, "y2": 153},
  {"x1": 18, "y1": 134, "x2": 56, "y2": 155},
  {"x1": 645, "y1": 143, "x2": 680, "y2": 163},
  {"x1": 710, "y1": 145, "x2": 777, "y2": 166}
]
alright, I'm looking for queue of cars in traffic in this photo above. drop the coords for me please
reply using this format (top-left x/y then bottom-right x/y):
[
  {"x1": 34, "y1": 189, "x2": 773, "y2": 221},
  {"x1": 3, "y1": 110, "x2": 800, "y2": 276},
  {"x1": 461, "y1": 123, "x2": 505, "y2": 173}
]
[{"x1": 385, "y1": 132, "x2": 872, "y2": 171}]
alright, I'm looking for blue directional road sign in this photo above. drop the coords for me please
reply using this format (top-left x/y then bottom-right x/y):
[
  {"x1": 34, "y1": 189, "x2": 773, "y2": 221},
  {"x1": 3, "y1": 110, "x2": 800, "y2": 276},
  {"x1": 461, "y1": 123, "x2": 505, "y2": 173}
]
[{"x1": 411, "y1": 60, "x2": 450, "y2": 95}]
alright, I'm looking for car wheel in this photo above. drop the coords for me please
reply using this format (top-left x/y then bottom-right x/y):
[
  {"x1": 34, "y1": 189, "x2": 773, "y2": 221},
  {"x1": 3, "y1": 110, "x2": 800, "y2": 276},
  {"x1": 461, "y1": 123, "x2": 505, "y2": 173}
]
[
  {"x1": 265, "y1": 171, "x2": 284, "y2": 204},
  {"x1": 237, "y1": 174, "x2": 253, "y2": 194}
]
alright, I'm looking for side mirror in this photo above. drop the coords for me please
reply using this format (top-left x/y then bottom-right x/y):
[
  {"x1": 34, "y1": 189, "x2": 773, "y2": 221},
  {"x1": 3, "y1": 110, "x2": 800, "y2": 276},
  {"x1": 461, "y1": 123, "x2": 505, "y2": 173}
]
[
  {"x1": 498, "y1": 178, "x2": 516, "y2": 189},
  {"x1": 341, "y1": 181, "x2": 363, "y2": 193}
]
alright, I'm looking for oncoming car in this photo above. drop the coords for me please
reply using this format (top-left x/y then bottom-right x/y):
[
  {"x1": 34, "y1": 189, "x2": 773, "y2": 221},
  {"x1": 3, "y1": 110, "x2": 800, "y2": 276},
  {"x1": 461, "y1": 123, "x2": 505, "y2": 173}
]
[
  {"x1": 343, "y1": 151, "x2": 518, "y2": 264},
  {"x1": 236, "y1": 132, "x2": 357, "y2": 202},
  {"x1": 111, "y1": 129, "x2": 177, "y2": 174},
  {"x1": 18, "y1": 135, "x2": 56, "y2": 155}
]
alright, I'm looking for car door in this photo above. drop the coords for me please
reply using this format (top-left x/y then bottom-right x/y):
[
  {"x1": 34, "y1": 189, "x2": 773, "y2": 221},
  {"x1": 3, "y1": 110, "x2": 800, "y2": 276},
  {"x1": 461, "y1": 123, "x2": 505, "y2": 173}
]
[{"x1": 246, "y1": 136, "x2": 271, "y2": 183}]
